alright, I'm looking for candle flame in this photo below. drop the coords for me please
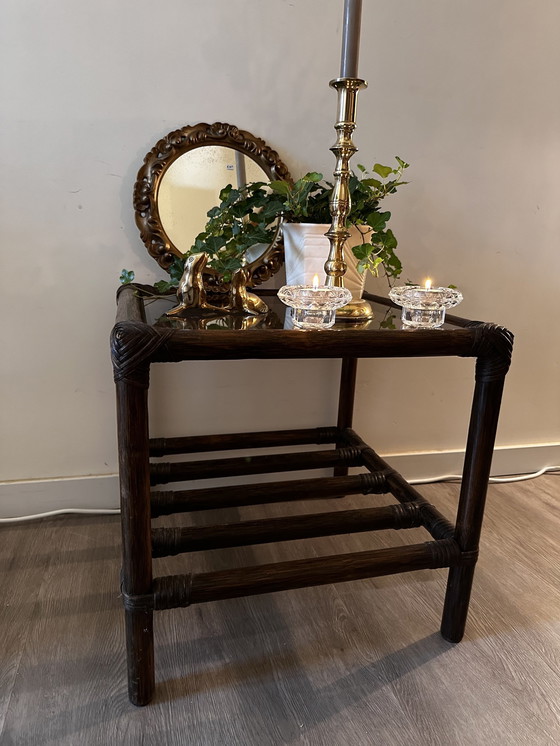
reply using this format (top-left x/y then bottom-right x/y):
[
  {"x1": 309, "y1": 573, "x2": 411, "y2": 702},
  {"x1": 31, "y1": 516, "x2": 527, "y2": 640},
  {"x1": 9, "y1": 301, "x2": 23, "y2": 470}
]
[
  {"x1": 424, "y1": 278, "x2": 432, "y2": 290},
  {"x1": 312, "y1": 274, "x2": 320, "y2": 290}
]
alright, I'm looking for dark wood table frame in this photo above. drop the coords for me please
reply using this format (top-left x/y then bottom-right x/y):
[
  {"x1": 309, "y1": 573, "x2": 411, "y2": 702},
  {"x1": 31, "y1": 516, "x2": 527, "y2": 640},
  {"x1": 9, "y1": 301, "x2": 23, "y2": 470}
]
[{"x1": 111, "y1": 286, "x2": 513, "y2": 706}]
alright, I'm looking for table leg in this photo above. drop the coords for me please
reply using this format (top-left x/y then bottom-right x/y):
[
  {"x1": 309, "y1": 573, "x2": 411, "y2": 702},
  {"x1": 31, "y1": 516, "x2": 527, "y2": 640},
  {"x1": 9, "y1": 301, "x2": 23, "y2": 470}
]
[
  {"x1": 115, "y1": 379, "x2": 154, "y2": 705},
  {"x1": 335, "y1": 357, "x2": 358, "y2": 477},
  {"x1": 441, "y1": 365, "x2": 508, "y2": 642}
]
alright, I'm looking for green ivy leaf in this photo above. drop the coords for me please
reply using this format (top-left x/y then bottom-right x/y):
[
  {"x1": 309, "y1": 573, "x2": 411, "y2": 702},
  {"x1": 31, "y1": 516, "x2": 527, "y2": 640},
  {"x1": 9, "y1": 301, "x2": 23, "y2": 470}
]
[
  {"x1": 153, "y1": 279, "x2": 176, "y2": 294},
  {"x1": 373, "y1": 163, "x2": 393, "y2": 179},
  {"x1": 168, "y1": 257, "x2": 186, "y2": 283},
  {"x1": 383, "y1": 228, "x2": 398, "y2": 250},
  {"x1": 366, "y1": 211, "x2": 390, "y2": 231},
  {"x1": 120, "y1": 269, "x2": 135, "y2": 284},
  {"x1": 301, "y1": 172, "x2": 323, "y2": 182},
  {"x1": 352, "y1": 242, "x2": 374, "y2": 260},
  {"x1": 368, "y1": 256, "x2": 384, "y2": 276},
  {"x1": 218, "y1": 184, "x2": 232, "y2": 201},
  {"x1": 269, "y1": 180, "x2": 291, "y2": 195},
  {"x1": 380, "y1": 313, "x2": 396, "y2": 329},
  {"x1": 395, "y1": 156, "x2": 410, "y2": 169},
  {"x1": 361, "y1": 178, "x2": 382, "y2": 190},
  {"x1": 205, "y1": 235, "x2": 227, "y2": 253}
]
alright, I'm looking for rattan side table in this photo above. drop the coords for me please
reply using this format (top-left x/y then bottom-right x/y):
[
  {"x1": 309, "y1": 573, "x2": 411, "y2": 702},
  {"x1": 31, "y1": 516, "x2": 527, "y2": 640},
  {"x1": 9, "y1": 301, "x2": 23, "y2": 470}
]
[{"x1": 111, "y1": 286, "x2": 513, "y2": 706}]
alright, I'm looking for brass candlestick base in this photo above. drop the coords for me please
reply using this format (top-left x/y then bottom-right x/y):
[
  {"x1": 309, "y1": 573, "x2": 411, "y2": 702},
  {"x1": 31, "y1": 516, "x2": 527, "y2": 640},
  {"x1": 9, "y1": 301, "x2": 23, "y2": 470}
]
[
  {"x1": 336, "y1": 297, "x2": 374, "y2": 321},
  {"x1": 324, "y1": 77, "x2": 373, "y2": 322}
]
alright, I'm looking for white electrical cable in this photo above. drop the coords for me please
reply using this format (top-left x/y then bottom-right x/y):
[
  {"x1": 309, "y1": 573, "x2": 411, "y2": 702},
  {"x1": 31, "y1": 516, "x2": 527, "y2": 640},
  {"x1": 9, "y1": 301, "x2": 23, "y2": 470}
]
[
  {"x1": 410, "y1": 465, "x2": 560, "y2": 485},
  {"x1": 1, "y1": 466, "x2": 559, "y2": 524},
  {"x1": 0, "y1": 508, "x2": 120, "y2": 524},
  {"x1": 485, "y1": 465, "x2": 560, "y2": 482}
]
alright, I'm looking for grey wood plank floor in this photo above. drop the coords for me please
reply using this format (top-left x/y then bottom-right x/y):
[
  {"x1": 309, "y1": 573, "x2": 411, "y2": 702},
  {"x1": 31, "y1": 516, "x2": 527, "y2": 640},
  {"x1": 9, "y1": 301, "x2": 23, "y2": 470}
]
[{"x1": 1, "y1": 474, "x2": 559, "y2": 745}]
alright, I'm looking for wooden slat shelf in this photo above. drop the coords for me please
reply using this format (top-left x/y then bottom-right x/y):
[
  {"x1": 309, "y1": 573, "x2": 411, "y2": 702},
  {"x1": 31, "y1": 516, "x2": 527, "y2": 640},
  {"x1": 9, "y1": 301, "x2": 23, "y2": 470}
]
[
  {"x1": 149, "y1": 446, "x2": 364, "y2": 485},
  {"x1": 151, "y1": 539, "x2": 462, "y2": 609},
  {"x1": 151, "y1": 502, "x2": 426, "y2": 557},
  {"x1": 150, "y1": 471, "x2": 388, "y2": 517},
  {"x1": 149, "y1": 426, "x2": 339, "y2": 456}
]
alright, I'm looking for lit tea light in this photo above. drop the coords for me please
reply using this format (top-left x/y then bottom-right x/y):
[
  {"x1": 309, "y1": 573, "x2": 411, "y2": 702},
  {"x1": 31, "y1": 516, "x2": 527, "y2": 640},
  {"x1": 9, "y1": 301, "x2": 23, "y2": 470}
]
[
  {"x1": 278, "y1": 278, "x2": 351, "y2": 330},
  {"x1": 389, "y1": 282, "x2": 463, "y2": 328}
]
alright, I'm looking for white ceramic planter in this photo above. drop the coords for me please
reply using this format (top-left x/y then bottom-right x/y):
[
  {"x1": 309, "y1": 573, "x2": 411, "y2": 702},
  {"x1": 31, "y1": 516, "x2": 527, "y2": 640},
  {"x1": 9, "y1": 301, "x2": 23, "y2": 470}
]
[{"x1": 283, "y1": 222, "x2": 371, "y2": 299}]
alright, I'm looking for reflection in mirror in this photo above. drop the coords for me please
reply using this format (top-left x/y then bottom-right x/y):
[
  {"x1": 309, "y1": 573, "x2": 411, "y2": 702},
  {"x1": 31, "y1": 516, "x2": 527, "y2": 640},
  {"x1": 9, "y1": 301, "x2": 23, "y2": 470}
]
[{"x1": 157, "y1": 146, "x2": 269, "y2": 255}]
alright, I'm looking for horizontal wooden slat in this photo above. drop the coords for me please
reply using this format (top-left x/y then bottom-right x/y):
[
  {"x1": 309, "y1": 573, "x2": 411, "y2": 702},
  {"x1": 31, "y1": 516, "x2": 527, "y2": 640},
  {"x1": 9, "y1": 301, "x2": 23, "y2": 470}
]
[
  {"x1": 152, "y1": 539, "x2": 461, "y2": 608},
  {"x1": 150, "y1": 447, "x2": 364, "y2": 485},
  {"x1": 151, "y1": 472, "x2": 388, "y2": 517},
  {"x1": 151, "y1": 502, "x2": 423, "y2": 557},
  {"x1": 149, "y1": 426, "x2": 339, "y2": 457}
]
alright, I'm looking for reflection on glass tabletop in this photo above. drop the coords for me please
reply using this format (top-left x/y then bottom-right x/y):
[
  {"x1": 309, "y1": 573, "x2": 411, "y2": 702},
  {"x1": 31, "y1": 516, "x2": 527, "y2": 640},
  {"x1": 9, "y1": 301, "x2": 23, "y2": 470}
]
[{"x1": 140, "y1": 290, "x2": 460, "y2": 332}]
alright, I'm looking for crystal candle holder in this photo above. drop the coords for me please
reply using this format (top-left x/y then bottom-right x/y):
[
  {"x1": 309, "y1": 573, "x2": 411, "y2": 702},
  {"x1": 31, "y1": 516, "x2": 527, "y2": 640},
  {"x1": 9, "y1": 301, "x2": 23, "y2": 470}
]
[
  {"x1": 278, "y1": 284, "x2": 352, "y2": 329},
  {"x1": 389, "y1": 285, "x2": 463, "y2": 328}
]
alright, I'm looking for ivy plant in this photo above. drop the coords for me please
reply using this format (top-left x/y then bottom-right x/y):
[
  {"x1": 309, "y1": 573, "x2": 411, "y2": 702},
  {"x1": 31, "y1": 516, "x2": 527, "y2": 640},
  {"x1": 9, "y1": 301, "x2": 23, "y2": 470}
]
[
  {"x1": 120, "y1": 157, "x2": 409, "y2": 291},
  {"x1": 268, "y1": 156, "x2": 409, "y2": 282},
  {"x1": 182, "y1": 181, "x2": 285, "y2": 281}
]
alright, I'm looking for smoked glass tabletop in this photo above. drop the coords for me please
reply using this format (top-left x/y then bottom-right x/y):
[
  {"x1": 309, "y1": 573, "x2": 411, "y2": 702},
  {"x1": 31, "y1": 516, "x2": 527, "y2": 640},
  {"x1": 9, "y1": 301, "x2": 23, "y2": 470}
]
[{"x1": 141, "y1": 290, "x2": 463, "y2": 332}]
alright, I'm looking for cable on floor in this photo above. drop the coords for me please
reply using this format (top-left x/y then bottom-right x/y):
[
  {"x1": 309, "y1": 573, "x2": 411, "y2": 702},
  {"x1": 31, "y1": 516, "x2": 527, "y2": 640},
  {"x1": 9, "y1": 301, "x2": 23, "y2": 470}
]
[
  {"x1": 410, "y1": 465, "x2": 560, "y2": 485},
  {"x1": 0, "y1": 508, "x2": 120, "y2": 524},
  {"x1": 1, "y1": 466, "x2": 559, "y2": 524}
]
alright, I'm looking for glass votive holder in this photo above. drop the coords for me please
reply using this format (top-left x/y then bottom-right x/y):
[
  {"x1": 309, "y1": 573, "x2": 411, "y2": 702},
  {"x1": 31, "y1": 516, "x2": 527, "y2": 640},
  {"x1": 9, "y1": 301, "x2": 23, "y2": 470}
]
[
  {"x1": 389, "y1": 285, "x2": 463, "y2": 328},
  {"x1": 278, "y1": 284, "x2": 352, "y2": 329}
]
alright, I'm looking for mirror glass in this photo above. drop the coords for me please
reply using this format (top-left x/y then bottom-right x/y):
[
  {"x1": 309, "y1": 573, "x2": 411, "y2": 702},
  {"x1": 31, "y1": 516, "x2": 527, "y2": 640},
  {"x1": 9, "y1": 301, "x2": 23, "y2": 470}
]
[{"x1": 157, "y1": 146, "x2": 270, "y2": 256}]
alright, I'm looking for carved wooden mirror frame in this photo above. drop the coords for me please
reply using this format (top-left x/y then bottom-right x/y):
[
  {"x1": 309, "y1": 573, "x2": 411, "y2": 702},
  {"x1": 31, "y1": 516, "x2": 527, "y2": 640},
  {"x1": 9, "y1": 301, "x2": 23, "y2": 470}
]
[{"x1": 133, "y1": 122, "x2": 291, "y2": 292}]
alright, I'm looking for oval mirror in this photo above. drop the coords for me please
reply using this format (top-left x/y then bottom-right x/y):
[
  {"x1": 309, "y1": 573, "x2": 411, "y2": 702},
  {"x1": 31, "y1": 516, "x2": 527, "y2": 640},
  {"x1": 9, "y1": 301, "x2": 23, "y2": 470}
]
[{"x1": 133, "y1": 122, "x2": 291, "y2": 290}]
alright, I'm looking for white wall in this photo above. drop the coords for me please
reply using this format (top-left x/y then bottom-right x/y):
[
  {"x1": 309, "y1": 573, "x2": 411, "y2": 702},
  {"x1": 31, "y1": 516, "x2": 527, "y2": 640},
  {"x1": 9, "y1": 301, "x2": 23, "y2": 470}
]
[{"x1": 1, "y1": 0, "x2": 559, "y2": 514}]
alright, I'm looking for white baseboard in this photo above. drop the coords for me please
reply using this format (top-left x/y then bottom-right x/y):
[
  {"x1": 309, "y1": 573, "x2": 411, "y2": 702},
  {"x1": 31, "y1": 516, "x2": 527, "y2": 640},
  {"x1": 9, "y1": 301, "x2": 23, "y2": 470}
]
[
  {"x1": 1, "y1": 443, "x2": 559, "y2": 520},
  {"x1": 381, "y1": 442, "x2": 560, "y2": 482},
  {"x1": 0, "y1": 474, "x2": 119, "y2": 520}
]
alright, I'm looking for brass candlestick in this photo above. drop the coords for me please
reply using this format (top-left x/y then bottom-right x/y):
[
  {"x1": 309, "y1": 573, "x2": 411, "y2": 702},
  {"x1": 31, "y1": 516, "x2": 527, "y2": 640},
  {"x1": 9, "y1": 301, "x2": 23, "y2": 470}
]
[{"x1": 324, "y1": 77, "x2": 374, "y2": 321}]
